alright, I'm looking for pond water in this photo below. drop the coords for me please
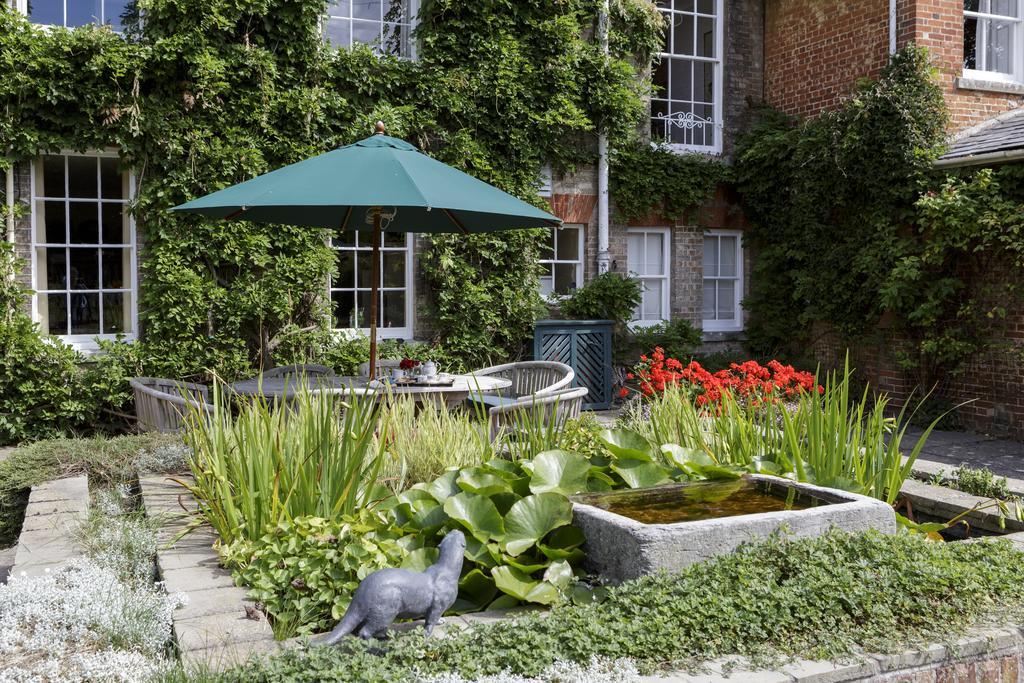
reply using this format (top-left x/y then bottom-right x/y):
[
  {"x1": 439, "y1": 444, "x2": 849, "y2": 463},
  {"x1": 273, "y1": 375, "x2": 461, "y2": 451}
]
[{"x1": 573, "y1": 478, "x2": 826, "y2": 525}]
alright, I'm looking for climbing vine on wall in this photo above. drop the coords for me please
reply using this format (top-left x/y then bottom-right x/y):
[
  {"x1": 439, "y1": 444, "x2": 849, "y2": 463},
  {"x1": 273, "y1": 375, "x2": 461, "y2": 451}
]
[
  {"x1": 735, "y1": 46, "x2": 1024, "y2": 385},
  {"x1": 0, "y1": 0, "x2": 663, "y2": 379},
  {"x1": 610, "y1": 141, "x2": 727, "y2": 222}
]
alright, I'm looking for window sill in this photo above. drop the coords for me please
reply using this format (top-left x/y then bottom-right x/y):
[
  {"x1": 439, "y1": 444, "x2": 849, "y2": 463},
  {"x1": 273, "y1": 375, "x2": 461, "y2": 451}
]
[
  {"x1": 701, "y1": 328, "x2": 745, "y2": 342},
  {"x1": 955, "y1": 76, "x2": 1024, "y2": 96}
]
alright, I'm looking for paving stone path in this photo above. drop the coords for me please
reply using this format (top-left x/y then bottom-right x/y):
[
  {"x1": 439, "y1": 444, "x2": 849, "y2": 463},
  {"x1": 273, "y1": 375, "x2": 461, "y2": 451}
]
[
  {"x1": 10, "y1": 475, "x2": 89, "y2": 579},
  {"x1": 902, "y1": 426, "x2": 1024, "y2": 480}
]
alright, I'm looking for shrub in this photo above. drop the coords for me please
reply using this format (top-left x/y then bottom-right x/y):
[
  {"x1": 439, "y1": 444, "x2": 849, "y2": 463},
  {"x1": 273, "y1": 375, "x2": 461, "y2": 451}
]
[
  {"x1": 212, "y1": 531, "x2": 1024, "y2": 681},
  {"x1": 558, "y1": 272, "x2": 642, "y2": 326},
  {"x1": 949, "y1": 465, "x2": 1016, "y2": 501},
  {"x1": 621, "y1": 318, "x2": 702, "y2": 365},
  {"x1": 0, "y1": 243, "x2": 95, "y2": 445}
]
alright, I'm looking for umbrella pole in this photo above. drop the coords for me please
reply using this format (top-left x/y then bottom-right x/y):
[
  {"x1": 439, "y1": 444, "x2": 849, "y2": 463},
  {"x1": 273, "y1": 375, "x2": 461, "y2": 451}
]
[{"x1": 369, "y1": 209, "x2": 381, "y2": 380}]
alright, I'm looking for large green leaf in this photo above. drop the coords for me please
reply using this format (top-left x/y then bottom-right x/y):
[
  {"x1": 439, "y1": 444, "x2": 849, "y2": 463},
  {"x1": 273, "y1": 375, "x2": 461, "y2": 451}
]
[
  {"x1": 443, "y1": 492, "x2": 505, "y2": 543},
  {"x1": 610, "y1": 459, "x2": 672, "y2": 489},
  {"x1": 599, "y1": 429, "x2": 656, "y2": 461},
  {"x1": 661, "y1": 444, "x2": 714, "y2": 470},
  {"x1": 502, "y1": 493, "x2": 573, "y2": 557},
  {"x1": 542, "y1": 559, "x2": 574, "y2": 590},
  {"x1": 501, "y1": 552, "x2": 550, "y2": 574},
  {"x1": 463, "y1": 535, "x2": 501, "y2": 568},
  {"x1": 529, "y1": 450, "x2": 592, "y2": 496},
  {"x1": 491, "y1": 565, "x2": 561, "y2": 605},
  {"x1": 458, "y1": 568, "x2": 498, "y2": 607},
  {"x1": 401, "y1": 547, "x2": 439, "y2": 572},
  {"x1": 423, "y1": 470, "x2": 462, "y2": 504},
  {"x1": 458, "y1": 467, "x2": 513, "y2": 496}
]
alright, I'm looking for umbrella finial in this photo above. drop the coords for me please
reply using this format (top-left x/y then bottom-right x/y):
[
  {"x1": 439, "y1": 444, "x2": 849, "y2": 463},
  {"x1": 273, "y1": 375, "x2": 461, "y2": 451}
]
[{"x1": 375, "y1": 121, "x2": 386, "y2": 135}]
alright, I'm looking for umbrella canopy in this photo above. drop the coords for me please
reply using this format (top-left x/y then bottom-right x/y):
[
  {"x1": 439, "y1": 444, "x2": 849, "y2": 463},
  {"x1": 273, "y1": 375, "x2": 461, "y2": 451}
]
[
  {"x1": 172, "y1": 125, "x2": 561, "y2": 378},
  {"x1": 172, "y1": 131, "x2": 561, "y2": 233}
]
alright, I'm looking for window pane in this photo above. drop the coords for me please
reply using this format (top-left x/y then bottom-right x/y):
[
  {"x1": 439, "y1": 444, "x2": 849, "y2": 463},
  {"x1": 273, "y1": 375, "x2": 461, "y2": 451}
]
[
  {"x1": 555, "y1": 227, "x2": 580, "y2": 261},
  {"x1": 69, "y1": 203, "x2": 100, "y2": 244},
  {"x1": 539, "y1": 229, "x2": 555, "y2": 260},
  {"x1": 382, "y1": 251, "x2": 405, "y2": 288},
  {"x1": 41, "y1": 156, "x2": 65, "y2": 197},
  {"x1": 102, "y1": 292, "x2": 128, "y2": 334},
  {"x1": 352, "y1": 18, "x2": 381, "y2": 46},
  {"x1": 383, "y1": 291, "x2": 406, "y2": 328},
  {"x1": 627, "y1": 234, "x2": 643, "y2": 274},
  {"x1": 703, "y1": 236, "x2": 717, "y2": 276},
  {"x1": 28, "y1": 0, "x2": 64, "y2": 25},
  {"x1": 102, "y1": 203, "x2": 128, "y2": 244},
  {"x1": 651, "y1": 100, "x2": 669, "y2": 140},
  {"x1": 717, "y1": 280, "x2": 735, "y2": 320},
  {"x1": 964, "y1": 16, "x2": 979, "y2": 69},
  {"x1": 334, "y1": 250, "x2": 355, "y2": 288},
  {"x1": 100, "y1": 157, "x2": 123, "y2": 199},
  {"x1": 653, "y1": 61, "x2": 668, "y2": 97},
  {"x1": 332, "y1": 290, "x2": 356, "y2": 329},
  {"x1": 67, "y1": 0, "x2": 101, "y2": 26},
  {"x1": 354, "y1": 0, "x2": 382, "y2": 20},
  {"x1": 356, "y1": 290, "x2": 371, "y2": 328},
  {"x1": 332, "y1": 229, "x2": 356, "y2": 248},
  {"x1": 44, "y1": 293, "x2": 68, "y2": 335},
  {"x1": 38, "y1": 200, "x2": 66, "y2": 244},
  {"x1": 327, "y1": 0, "x2": 352, "y2": 17},
  {"x1": 70, "y1": 292, "x2": 100, "y2": 335},
  {"x1": 965, "y1": 0, "x2": 981, "y2": 11},
  {"x1": 382, "y1": 230, "x2": 405, "y2": 247},
  {"x1": 696, "y1": 0, "x2": 714, "y2": 13},
  {"x1": 985, "y1": 18, "x2": 1016, "y2": 74},
  {"x1": 383, "y1": 22, "x2": 408, "y2": 55},
  {"x1": 324, "y1": 18, "x2": 352, "y2": 47},
  {"x1": 42, "y1": 248, "x2": 67, "y2": 290},
  {"x1": 992, "y1": 0, "x2": 1018, "y2": 15},
  {"x1": 69, "y1": 248, "x2": 99, "y2": 289},
  {"x1": 357, "y1": 249, "x2": 372, "y2": 288},
  {"x1": 718, "y1": 236, "x2": 736, "y2": 277},
  {"x1": 105, "y1": 0, "x2": 136, "y2": 31},
  {"x1": 539, "y1": 275, "x2": 554, "y2": 298},
  {"x1": 703, "y1": 281, "x2": 716, "y2": 319},
  {"x1": 645, "y1": 234, "x2": 664, "y2": 275},
  {"x1": 67, "y1": 157, "x2": 97, "y2": 198},
  {"x1": 643, "y1": 280, "x2": 663, "y2": 319},
  {"x1": 101, "y1": 248, "x2": 127, "y2": 289},
  {"x1": 697, "y1": 16, "x2": 716, "y2": 58},
  {"x1": 672, "y1": 13, "x2": 695, "y2": 55},
  {"x1": 553, "y1": 263, "x2": 577, "y2": 295},
  {"x1": 670, "y1": 58, "x2": 693, "y2": 104}
]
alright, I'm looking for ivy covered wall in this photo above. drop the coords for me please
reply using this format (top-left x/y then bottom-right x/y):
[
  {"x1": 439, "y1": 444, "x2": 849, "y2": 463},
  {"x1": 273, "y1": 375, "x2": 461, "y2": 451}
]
[{"x1": 0, "y1": 0, "x2": 668, "y2": 378}]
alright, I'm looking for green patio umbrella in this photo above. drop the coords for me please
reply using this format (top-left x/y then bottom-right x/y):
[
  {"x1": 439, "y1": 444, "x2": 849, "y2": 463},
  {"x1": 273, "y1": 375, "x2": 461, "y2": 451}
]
[{"x1": 172, "y1": 123, "x2": 561, "y2": 378}]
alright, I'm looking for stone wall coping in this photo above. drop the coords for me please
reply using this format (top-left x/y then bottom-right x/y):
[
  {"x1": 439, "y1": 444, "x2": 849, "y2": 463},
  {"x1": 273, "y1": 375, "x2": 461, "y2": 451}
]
[
  {"x1": 138, "y1": 474, "x2": 277, "y2": 670},
  {"x1": 908, "y1": 456, "x2": 1024, "y2": 501},
  {"x1": 900, "y1": 478, "x2": 1024, "y2": 534}
]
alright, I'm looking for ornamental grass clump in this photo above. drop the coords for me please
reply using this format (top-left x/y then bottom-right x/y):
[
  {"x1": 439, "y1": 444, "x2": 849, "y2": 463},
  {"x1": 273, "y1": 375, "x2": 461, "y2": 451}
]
[{"x1": 180, "y1": 384, "x2": 391, "y2": 547}]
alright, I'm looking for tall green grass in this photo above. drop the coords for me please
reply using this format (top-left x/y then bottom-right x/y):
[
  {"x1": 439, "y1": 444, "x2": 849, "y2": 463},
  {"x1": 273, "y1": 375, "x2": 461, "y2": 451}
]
[{"x1": 180, "y1": 384, "x2": 389, "y2": 546}]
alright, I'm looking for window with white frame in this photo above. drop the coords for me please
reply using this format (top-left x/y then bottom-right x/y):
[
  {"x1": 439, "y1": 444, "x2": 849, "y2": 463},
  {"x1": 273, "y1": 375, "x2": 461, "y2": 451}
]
[
  {"x1": 651, "y1": 0, "x2": 723, "y2": 153},
  {"x1": 539, "y1": 224, "x2": 583, "y2": 298},
  {"x1": 18, "y1": 0, "x2": 137, "y2": 31},
  {"x1": 324, "y1": 0, "x2": 417, "y2": 57},
  {"x1": 330, "y1": 229, "x2": 412, "y2": 338},
  {"x1": 627, "y1": 228, "x2": 670, "y2": 325},
  {"x1": 31, "y1": 153, "x2": 136, "y2": 344},
  {"x1": 963, "y1": 0, "x2": 1023, "y2": 81},
  {"x1": 702, "y1": 230, "x2": 743, "y2": 331}
]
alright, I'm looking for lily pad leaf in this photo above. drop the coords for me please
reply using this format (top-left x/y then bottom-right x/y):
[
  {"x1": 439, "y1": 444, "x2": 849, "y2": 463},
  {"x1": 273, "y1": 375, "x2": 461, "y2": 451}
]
[
  {"x1": 750, "y1": 457, "x2": 782, "y2": 475},
  {"x1": 599, "y1": 429, "x2": 656, "y2": 461},
  {"x1": 491, "y1": 566, "x2": 561, "y2": 605},
  {"x1": 458, "y1": 568, "x2": 498, "y2": 607},
  {"x1": 401, "y1": 547, "x2": 439, "y2": 572},
  {"x1": 542, "y1": 559, "x2": 573, "y2": 590},
  {"x1": 661, "y1": 444, "x2": 715, "y2": 470},
  {"x1": 501, "y1": 553, "x2": 550, "y2": 574},
  {"x1": 537, "y1": 544, "x2": 585, "y2": 563},
  {"x1": 458, "y1": 468, "x2": 513, "y2": 496},
  {"x1": 443, "y1": 492, "x2": 505, "y2": 543},
  {"x1": 529, "y1": 450, "x2": 591, "y2": 496},
  {"x1": 463, "y1": 536, "x2": 500, "y2": 568},
  {"x1": 502, "y1": 493, "x2": 573, "y2": 557},
  {"x1": 545, "y1": 524, "x2": 585, "y2": 550},
  {"x1": 424, "y1": 470, "x2": 462, "y2": 504},
  {"x1": 610, "y1": 459, "x2": 672, "y2": 489}
]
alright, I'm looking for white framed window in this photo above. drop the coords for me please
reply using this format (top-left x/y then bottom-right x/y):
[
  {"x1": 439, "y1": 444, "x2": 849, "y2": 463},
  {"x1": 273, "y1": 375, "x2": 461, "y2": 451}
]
[
  {"x1": 330, "y1": 229, "x2": 413, "y2": 339},
  {"x1": 17, "y1": 0, "x2": 137, "y2": 31},
  {"x1": 31, "y1": 152, "x2": 137, "y2": 349},
  {"x1": 651, "y1": 0, "x2": 724, "y2": 153},
  {"x1": 963, "y1": 0, "x2": 1023, "y2": 82},
  {"x1": 627, "y1": 228, "x2": 671, "y2": 326},
  {"x1": 324, "y1": 0, "x2": 417, "y2": 58},
  {"x1": 539, "y1": 224, "x2": 583, "y2": 299},
  {"x1": 702, "y1": 229, "x2": 743, "y2": 332}
]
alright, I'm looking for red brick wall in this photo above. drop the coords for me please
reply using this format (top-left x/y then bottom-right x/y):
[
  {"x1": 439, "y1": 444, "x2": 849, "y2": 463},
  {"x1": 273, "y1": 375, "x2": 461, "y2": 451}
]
[
  {"x1": 899, "y1": 0, "x2": 1024, "y2": 132},
  {"x1": 764, "y1": 0, "x2": 890, "y2": 117}
]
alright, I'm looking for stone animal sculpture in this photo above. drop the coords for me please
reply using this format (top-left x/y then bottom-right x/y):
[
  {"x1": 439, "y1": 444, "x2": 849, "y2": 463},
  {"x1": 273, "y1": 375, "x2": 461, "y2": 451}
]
[{"x1": 317, "y1": 528, "x2": 466, "y2": 644}]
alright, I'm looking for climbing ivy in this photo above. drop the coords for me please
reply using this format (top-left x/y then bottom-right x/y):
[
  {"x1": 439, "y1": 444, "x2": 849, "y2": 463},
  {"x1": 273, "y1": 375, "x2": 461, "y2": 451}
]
[
  {"x1": 610, "y1": 140, "x2": 727, "y2": 222},
  {"x1": 735, "y1": 46, "x2": 1024, "y2": 388},
  {"x1": 0, "y1": 0, "x2": 664, "y2": 380}
]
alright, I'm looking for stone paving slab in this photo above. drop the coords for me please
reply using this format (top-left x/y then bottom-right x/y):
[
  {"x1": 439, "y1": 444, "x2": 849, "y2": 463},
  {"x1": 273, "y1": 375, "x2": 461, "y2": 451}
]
[
  {"x1": 139, "y1": 474, "x2": 276, "y2": 670},
  {"x1": 900, "y1": 479, "x2": 1024, "y2": 534},
  {"x1": 12, "y1": 475, "x2": 89, "y2": 579},
  {"x1": 903, "y1": 426, "x2": 1024, "y2": 480}
]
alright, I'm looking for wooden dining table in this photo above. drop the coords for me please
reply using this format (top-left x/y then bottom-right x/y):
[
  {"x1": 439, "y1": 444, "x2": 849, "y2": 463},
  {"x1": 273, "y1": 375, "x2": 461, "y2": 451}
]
[{"x1": 227, "y1": 373, "x2": 512, "y2": 408}]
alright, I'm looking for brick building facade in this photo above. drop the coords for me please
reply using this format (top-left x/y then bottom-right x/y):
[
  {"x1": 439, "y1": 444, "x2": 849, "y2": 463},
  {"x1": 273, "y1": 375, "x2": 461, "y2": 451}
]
[{"x1": 763, "y1": 0, "x2": 1024, "y2": 436}]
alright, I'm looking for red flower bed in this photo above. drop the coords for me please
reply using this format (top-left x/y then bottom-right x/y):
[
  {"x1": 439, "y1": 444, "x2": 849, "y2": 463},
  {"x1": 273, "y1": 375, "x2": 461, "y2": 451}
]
[{"x1": 627, "y1": 347, "x2": 821, "y2": 406}]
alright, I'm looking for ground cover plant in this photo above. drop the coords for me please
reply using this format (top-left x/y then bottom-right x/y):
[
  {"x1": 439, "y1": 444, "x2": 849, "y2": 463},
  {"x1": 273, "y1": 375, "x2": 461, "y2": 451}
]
[
  {"x1": 206, "y1": 531, "x2": 1024, "y2": 682},
  {"x1": 930, "y1": 464, "x2": 1021, "y2": 502}
]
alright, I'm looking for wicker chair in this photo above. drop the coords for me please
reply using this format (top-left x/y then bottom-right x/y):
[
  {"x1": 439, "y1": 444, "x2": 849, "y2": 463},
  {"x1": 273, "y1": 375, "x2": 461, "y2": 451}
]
[
  {"x1": 357, "y1": 359, "x2": 403, "y2": 378},
  {"x1": 488, "y1": 386, "x2": 588, "y2": 442},
  {"x1": 468, "y1": 361, "x2": 574, "y2": 409},
  {"x1": 261, "y1": 364, "x2": 335, "y2": 379},
  {"x1": 130, "y1": 377, "x2": 217, "y2": 433}
]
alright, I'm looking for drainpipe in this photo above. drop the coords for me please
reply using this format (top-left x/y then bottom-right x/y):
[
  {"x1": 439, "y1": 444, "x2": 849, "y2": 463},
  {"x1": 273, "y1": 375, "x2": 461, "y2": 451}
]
[
  {"x1": 5, "y1": 157, "x2": 13, "y2": 244},
  {"x1": 889, "y1": 0, "x2": 897, "y2": 55},
  {"x1": 596, "y1": 0, "x2": 611, "y2": 275}
]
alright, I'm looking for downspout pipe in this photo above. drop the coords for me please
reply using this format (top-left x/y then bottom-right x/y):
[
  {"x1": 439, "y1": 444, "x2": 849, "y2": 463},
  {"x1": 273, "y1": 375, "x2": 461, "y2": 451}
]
[
  {"x1": 596, "y1": 0, "x2": 611, "y2": 275},
  {"x1": 5, "y1": 159, "x2": 14, "y2": 244},
  {"x1": 889, "y1": 0, "x2": 897, "y2": 55}
]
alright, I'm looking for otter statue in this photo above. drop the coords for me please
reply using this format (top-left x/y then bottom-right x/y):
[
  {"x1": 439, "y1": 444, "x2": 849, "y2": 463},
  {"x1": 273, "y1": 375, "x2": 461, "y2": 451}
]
[{"x1": 317, "y1": 529, "x2": 466, "y2": 644}]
